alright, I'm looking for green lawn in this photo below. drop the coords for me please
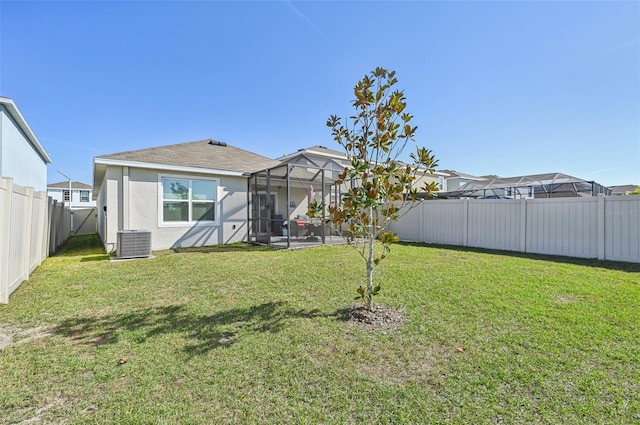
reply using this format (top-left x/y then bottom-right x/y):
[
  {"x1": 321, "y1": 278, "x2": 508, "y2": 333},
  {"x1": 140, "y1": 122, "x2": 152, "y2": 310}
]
[{"x1": 1, "y1": 234, "x2": 639, "y2": 424}]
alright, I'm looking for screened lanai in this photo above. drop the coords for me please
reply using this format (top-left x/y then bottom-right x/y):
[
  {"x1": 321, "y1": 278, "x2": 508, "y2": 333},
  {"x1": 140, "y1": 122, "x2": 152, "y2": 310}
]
[
  {"x1": 248, "y1": 153, "x2": 346, "y2": 248},
  {"x1": 447, "y1": 172, "x2": 611, "y2": 199}
]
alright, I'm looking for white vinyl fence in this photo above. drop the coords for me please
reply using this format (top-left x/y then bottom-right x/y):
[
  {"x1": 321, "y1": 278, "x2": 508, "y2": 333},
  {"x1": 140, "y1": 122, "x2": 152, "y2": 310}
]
[
  {"x1": 1, "y1": 177, "x2": 72, "y2": 304},
  {"x1": 389, "y1": 195, "x2": 640, "y2": 263}
]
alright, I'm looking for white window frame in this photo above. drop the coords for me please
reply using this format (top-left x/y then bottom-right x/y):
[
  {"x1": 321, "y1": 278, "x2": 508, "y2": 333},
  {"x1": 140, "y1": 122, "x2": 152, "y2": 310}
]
[
  {"x1": 80, "y1": 190, "x2": 90, "y2": 202},
  {"x1": 158, "y1": 174, "x2": 220, "y2": 227}
]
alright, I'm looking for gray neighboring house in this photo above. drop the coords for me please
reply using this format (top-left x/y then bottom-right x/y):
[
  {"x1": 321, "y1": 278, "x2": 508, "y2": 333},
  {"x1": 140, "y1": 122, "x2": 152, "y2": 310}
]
[
  {"x1": 282, "y1": 145, "x2": 448, "y2": 191},
  {"x1": 440, "y1": 169, "x2": 486, "y2": 192},
  {"x1": 609, "y1": 185, "x2": 639, "y2": 196},
  {"x1": 92, "y1": 139, "x2": 279, "y2": 252},
  {"x1": 0, "y1": 97, "x2": 51, "y2": 191}
]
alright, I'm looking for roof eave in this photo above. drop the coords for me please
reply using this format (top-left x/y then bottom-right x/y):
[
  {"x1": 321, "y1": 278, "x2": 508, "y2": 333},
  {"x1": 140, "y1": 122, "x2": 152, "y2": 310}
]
[{"x1": 93, "y1": 157, "x2": 247, "y2": 177}]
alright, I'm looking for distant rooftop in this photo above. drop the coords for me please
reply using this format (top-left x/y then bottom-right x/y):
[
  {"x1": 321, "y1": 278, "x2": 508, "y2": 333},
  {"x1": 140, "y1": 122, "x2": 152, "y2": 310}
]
[
  {"x1": 609, "y1": 185, "x2": 639, "y2": 195},
  {"x1": 448, "y1": 172, "x2": 611, "y2": 198},
  {"x1": 278, "y1": 145, "x2": 348, "y2": 162},
  {"x1": 440, "y1": 169, "x2": 486, "y2": 180},
  {"x1": 48, "y1": 181, "x2": 92, "y2": 190}
]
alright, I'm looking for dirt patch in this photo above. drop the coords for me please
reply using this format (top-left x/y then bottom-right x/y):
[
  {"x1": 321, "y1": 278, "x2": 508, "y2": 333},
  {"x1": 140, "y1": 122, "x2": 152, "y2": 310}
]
[
  {"x1": 0, "y1": 324, "x2": 55, "y2": 350},
  {"x1": 357, "y1": 352, "x2": 449, "y2": 385},
  {"x1": 343, "y1": 304, "x2": 406, "y2": 331},
  {"x1": 13, "y1": 396, "x2": 66, "y2": 425}
]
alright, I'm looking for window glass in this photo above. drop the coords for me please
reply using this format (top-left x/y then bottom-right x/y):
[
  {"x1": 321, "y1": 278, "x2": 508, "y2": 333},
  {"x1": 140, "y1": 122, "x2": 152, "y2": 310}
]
[
  {"x1": 161, "y1": 177, "x2": 217, "y2": 224},
  {"x1": 193, "y1": 203, "x2": 215, "y2": 221},
  {"x1": 80, "y1": 191, "x2": 90, "y2": 202},
  {"x1": 192, "y1": 180, "x2": 215, "y2": 201},
  {"x1": 163, "y1": 202, "x2": 189, "y2": 222},
  {"x1": 163, "y1": 179, "x2": 189, "y2": 200}
]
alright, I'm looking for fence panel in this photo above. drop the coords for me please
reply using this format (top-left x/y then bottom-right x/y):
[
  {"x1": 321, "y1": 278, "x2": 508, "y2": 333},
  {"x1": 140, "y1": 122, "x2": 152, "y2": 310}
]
[
  {"x1": 8, "y1": 184, "x2": 30, "y2": 294},
  {"x1": 423, "y1": 201, "x2": 465, "y2": 245},
  {"x1": 605, "y1": 196, "x2": 640, "y2": 262},
  {"x1": 391, "y1": 196, "x2": 639, "y2": 263},
  {"x1": 467, "y1": 199, "x2": 522, "y2": 251},
  {"x1": 389, "y1": 203, "x2": 423, "y2": 241},
  {"x1": 525, "y1": 198, "x2": 598, "y2": 259},
  {"x1": 29, "y1": 191, "x2": 47, "y2": 273},
  {"x1": 0, "y1": 177, "x2": 72, "y2": 304}
]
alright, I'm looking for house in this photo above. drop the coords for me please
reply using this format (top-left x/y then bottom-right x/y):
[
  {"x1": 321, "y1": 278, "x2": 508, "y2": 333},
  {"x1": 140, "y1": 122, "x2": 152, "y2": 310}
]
[
  {"x1": 93, "y1": 139, "x2": 452, "y2": 252},
  {"x1": 47, "y1": 181, "x2": 96, "y2": 209},
  {"x1": 609, "y1": 185, "x2": 640, "y2": 196},
  {"x1": 0, "y1": 97, "x2": 51, "y2": 191},
  {"x1": 448, "y1": 172, "x2": 611, "y2": 199},
  {"x1": 93, "y1": 139, "x2": 279, "y2": 252},
  {"x1": 440, "y1": 169, "x2": 486, "y2": 192},
  {"x1": 281, "y1": 145, "x2": 448, "y2": 194}
]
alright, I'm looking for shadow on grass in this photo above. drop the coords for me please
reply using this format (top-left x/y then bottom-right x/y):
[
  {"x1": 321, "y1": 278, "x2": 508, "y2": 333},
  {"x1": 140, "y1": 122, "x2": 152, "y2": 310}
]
[
  {"x1": 398, "y1": 241, "x2": 640, "y2": 273},
  {"x1": 55, "y1": 301, "x2": 342, "y2": 356},
  {"x1": 52, "y1": 234, "x2": 107, "y2": 258},
  {"x1": 79, "y1": 255, "x2": 111, "y2": 262},
  {"x1": 172, "y1": 243, "x2": 274, "y2": 254}
]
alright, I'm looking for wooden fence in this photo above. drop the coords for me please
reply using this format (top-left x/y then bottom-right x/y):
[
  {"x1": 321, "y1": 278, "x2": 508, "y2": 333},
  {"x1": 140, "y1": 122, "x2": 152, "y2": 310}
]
[
  {"x1": 0, "y1": 177, "x2": 71, "y2": 304},
  {"x1": 389, "y1": 195, "x2": 640, "y2": 263}
]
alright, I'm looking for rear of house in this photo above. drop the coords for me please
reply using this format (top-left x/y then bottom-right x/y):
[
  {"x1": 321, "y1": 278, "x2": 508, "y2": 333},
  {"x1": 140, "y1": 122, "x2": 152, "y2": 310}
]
[{"x1": 93, "y1": 139, "x2": 279, "y2": 253}]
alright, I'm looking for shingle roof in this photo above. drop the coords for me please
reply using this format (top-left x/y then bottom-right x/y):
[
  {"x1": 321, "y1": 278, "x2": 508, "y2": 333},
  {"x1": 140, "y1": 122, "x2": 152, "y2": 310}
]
[
  {"x1": 95, "y1": 139, "x2": 280, "y2": 174},
  {"x1": 278, "y1": 145, "x2": 348, "y2": 161},
  {"x1": 303, "y1": 145, "x2": 348, "y2": 158},
  {"x1": 609, "y1": 185, "x2": 639, "y2": 195},
  {"x1": 48, "y1": 181, "x2": 92, "y2": 189},
  {"x1": 440, "y1": 169, "x2": 486, "y2": 180}
]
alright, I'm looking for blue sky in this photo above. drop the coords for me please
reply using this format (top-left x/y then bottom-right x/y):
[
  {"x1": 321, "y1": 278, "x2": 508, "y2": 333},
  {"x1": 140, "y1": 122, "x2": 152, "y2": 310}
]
[{"x1": 1, "y1": 1, "x2": 638, "y2": 187}]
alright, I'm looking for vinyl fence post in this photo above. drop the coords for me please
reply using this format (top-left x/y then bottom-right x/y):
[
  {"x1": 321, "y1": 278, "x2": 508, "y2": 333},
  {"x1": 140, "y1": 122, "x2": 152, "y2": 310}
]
[
  {"x1": 419, "y1": 200, "x2": 425, "y2": 243},
  {"x1": 462, "y1": 198, "x2": 469, "y2": 247},
  {"x1": 0, "y1": 177, "x2": 13, "y2": 304},
  {"x1": 519, "y1": 198, "x2": 527, "y2": 253},
  {"x1": 47, "y1": 198, "x2": 54, "y2": 256},
  {"x1": 23, "y1": 186, "x2": 34, "y2": 282},
  {"x1": 597, "y1": 194, "x2": 605, "y2": 260}
]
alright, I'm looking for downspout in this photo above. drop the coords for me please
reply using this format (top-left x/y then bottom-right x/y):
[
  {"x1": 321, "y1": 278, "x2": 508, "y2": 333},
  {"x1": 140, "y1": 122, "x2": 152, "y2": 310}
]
[{"x1": 122, "y1": 166, "x2": 130, "y2": 229}]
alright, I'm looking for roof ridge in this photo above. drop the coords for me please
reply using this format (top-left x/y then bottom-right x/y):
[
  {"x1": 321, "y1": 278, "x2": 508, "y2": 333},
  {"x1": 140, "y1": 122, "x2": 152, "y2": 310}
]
[{"x1": 95, "y1": 138, "x2": 221, "y2": 158}]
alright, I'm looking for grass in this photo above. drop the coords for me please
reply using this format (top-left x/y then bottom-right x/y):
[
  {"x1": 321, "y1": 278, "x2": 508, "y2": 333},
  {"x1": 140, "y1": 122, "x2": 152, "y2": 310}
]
[{"x1": 1, "y1": 234, "x2": 639, "y2": 424}]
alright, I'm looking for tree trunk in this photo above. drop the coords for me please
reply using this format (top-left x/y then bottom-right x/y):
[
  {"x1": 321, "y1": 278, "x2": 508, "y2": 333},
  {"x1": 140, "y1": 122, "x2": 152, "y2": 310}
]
[{"x1": 365, "y1": 225, "x2": 375, "y2": 311}]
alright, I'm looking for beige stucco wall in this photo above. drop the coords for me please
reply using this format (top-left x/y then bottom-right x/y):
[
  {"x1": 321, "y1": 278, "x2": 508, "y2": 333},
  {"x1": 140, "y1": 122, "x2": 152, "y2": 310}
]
[{"x1": 99, "y1": 165, "x2": 251, "y2": 251}]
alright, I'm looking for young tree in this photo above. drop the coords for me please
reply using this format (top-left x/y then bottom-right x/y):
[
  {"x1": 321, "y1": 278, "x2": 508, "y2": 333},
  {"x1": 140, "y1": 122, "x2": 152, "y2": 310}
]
[{"x1": 308, "y1": 67, "x2": 439, "y2": 311}]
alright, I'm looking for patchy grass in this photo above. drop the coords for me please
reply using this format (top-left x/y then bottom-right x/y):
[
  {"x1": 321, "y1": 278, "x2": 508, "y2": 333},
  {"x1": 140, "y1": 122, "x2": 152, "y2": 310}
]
[{"x1": 1, "y1": 234, "x2": 638, "y2": 424}]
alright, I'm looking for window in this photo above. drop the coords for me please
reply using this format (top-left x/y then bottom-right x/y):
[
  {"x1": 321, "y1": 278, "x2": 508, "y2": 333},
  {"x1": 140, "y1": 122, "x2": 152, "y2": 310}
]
[
  {"x1": 63, "y1": 190, "x2": 70, "y2": 202},
  {"x1": 160, "y1": 177, "x2": 218, "y2": 225},
  {"x1": 80, "y1": 191, "x2": 90, "y2": 202}
]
